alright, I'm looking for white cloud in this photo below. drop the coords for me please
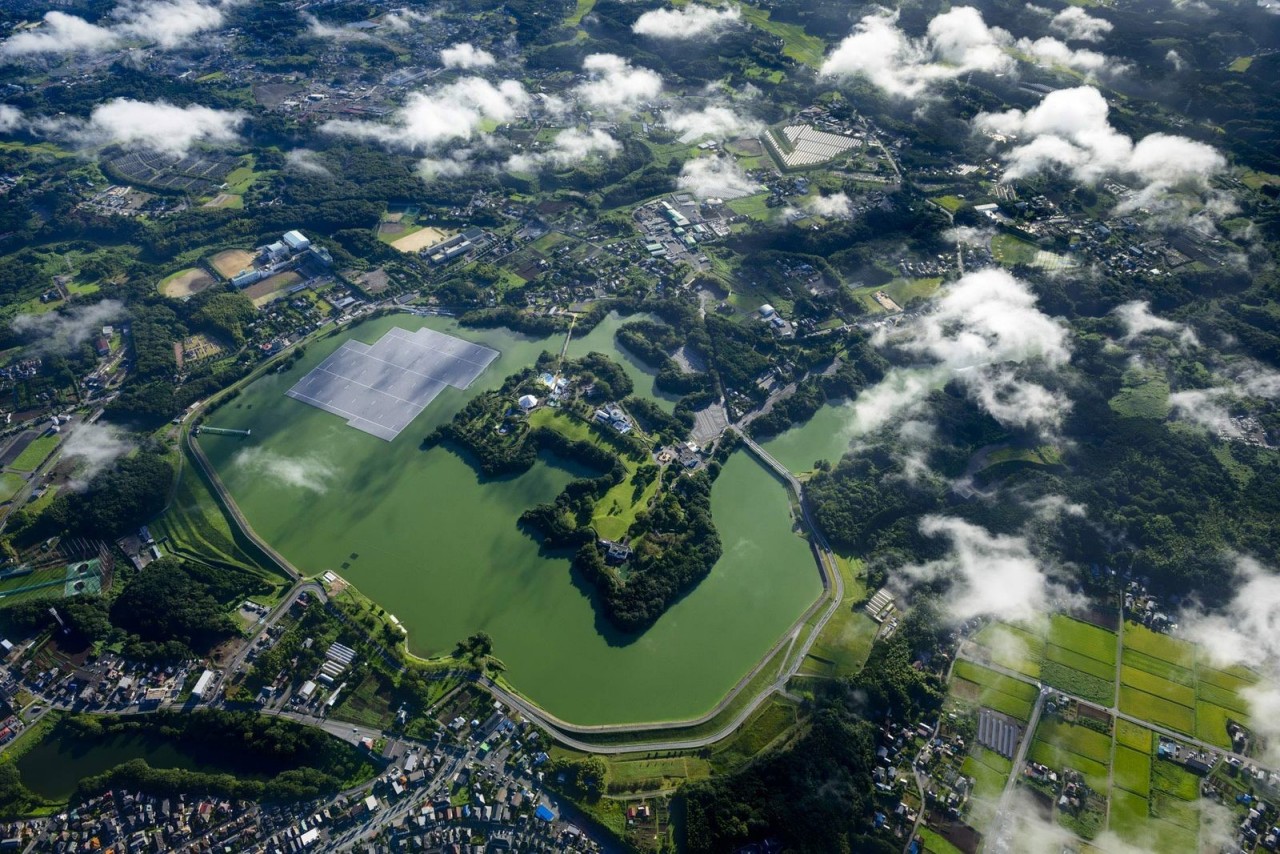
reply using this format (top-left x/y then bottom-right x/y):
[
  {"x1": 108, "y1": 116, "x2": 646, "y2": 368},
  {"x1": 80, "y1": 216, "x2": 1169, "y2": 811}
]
[
  {"x1": 1166, "y1": 49, "x2": 1185, "y2": 71},
  {"x1": 1168, "y1": 362, "x2": 1280, "y2": 435},
  {"x1": 575, "y1": 54, "x2": 663, "y2": 114},
  {"x1": 676, "y1": 156, "x2": 759, "y2": 200},
  {"x1": 322, "y1": 78, "x2": 530, "y2": 152},
  {"x1": 853, "y1": 269, "x2": 1072, "y2": 433},
  {"x1": 899, "y1": 516, "x2": 1073, "y2": 624},
  {"x1": 807, "y1": 192, "x2": 853, "y2": 219},
  {"x1": 418, "y1": 154, "x2": 471, "y2": 180},
  {"x1": 1049, "y1": 7, "x2": 1112, "y2": 42},
  {"x1": 976, "y1": 86, "x2": 1225, "y2": 196},
  {"x1": 11, "y1": 300, "x2": 125, "y2": 355},
  {"x1": 1112, "y1": 300, "x2": 1198, "y2": 346},
  {"x1": 664, "y1": 105, "x2": 761, "y2": 141},
  {"x1": 284, "y1": 149, "x2": 332, "y2": 178},
  {"x1": 1016, "y1": 36, "x2": 1116, "y2": 75},
  {"x1": 382, "y1": 8, "x2": 434, "y2": 32},
  {"x1": 45, "y1": 99, "x2": 245, "y2": 157},
  {"x1": 441, "y1": 43, "x2": 495, "y2": 69},
  {"x1": 61, "y1": 422, "x2": 134, "y2": 489},
  {"x1": 0, "y1": 0, "x2": 241, "y2": 59},
  {"x1": 0, "y1": 105, "x2": 22, "y2": 132},
  {"x1": 820, "y1": 7, "x2": 1014, "y2": 98},
  {"x1": 302, "y1": 13, "x2": 376, "y2": 42},
  {"x1": 1181, "y1": 557, "x2": 1280, "y2": 764},
  {"x1": 632, "y1": 4, "x2": 742, "y2": 40},
  {"x1": 506, "y1": 128, "x2": 619, "y2": 172},
  {"x1": 233, "y1": 448, "x2": 336, "y2": 494}
]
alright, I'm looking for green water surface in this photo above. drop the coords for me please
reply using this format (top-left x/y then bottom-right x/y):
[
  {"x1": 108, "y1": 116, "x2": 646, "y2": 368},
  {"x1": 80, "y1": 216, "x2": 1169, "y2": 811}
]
[{"x1": 197, "y1": 313, "x2": 821, "y2": 725}]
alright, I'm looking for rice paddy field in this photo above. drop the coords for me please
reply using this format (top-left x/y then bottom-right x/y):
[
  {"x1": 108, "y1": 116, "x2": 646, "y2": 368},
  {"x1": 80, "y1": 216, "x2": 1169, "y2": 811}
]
[
  {"x1": 1118, "y1": 622, "x2": 1255, "y2": 747},
  {"x1": 971, "y1": 614, "x2": 1119, "y2": 706}
]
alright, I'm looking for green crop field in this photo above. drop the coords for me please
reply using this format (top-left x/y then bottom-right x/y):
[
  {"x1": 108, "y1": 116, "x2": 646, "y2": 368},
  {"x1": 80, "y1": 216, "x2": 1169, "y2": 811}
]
[
  {"x1": 1040, "y1": 661, "x2": 1115, "y2": 706},
  {"x1": 1028, "y1": 740, "x2": 1108, "y2": 792},
  {"x1": 1152, "y1": 758, "x2": 1199, "y2": 801},
  {"x1": 737, "y1": 5, "x2": 827, "y2": 67},
  {"x1": 0, "y1": 472, "x2": 25, "y2": 502},
  {"x1": 973, "y1": 621, "x2": 1044, "y2": 678},
  {"x1": 1035, "y1": 718, "x2": 1112, "y2": 763},
  {"x1": 951, "y1": 661, "x2": 1037, "y2": 719},
  {"x1": 1048, "y1": 615, "x2": 1116, "y2": 664},
  {"x1": 962, "y1": 747, "x2": 1012, "y2": 800},
  {"x1": 990, "y1": 233, "x2": 1040, "y2": 267},
  {"x1": 10, "y1": 434, "x2": 60, "y2": 472},
  {"x1": 1115, "y1": 719, "x2": 1152, "y2": 753},
  {"x1": 1121, "y1": 648, "x2": 1194, "y2": 685},
  {"x1": 1108, "y1": 788, "x2": 1151, "y2": 839},
  {"x1": 1046, "y1": 644, "x2": 1116, "y2": 681},
  {"x1": 1150, "y1": 791, "x2": 1200, "y2": 828},
  {"x1": 1123, "y1": 623, "x2": 1195, "y2": 667},
  {"x1": 1195, "y1": 700, "x2": 1237, "y2": 748},
  {"x1": 1119, "y1": 686, "x2": 1194, "y2": 734},
  {"x1": 1197, "y1": 681, "x2": 1249, "y2": 714},
  {"x1": 1197, "y1": 665, "x2": 1257, "y2": 694},
  {"x1": 1120, "y1": 665, "x2": 1196, "y2": 707},
  {"x1": 1114, "y1": 745, "x2": 1152, "y2": 798}
]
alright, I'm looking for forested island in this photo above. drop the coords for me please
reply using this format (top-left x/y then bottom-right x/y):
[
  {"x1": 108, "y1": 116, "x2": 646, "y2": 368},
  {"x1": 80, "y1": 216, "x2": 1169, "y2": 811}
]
[{"x1": 425, "y1": 352, "x2": 724, "y2": 632}]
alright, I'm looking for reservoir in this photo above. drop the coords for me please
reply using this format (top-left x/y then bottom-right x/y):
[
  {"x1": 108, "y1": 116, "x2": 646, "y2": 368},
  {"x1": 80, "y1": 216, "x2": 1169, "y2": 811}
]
[
  {"x1": 197, "y1": 313, "x2": 822, "y2": 726},
  {"x1": 17, "y1": 729, "x2": 240, "y2": 801}
]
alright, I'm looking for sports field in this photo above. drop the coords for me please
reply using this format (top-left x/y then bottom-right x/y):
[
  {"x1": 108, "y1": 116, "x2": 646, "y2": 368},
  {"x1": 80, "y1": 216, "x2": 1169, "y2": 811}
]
[
  {"x1": 209, "y1": 249, "x2": 256, "y2": 279},
  {"x1": 391, "y1": 226, "x2": 452, "y2": 253},
  {"x1": 160, "y1": 267, "x2": 216, "y2": 298}
]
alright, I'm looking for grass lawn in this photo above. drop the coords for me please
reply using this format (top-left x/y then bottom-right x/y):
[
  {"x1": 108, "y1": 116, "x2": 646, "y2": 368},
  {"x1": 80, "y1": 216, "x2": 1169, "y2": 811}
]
[
  {"x1": 1119, "y1": 685, "x2": 1195, "y2": 735},
  {"x1": 950, "y1": 661, "x2": 1037, "y2": 719},
  {"x1": 565, "y1": 0, "x2": 596, "y2": 26},
  {"x1": 1123, "y1": 623, "x2": 1195, "y2": 668},
  {"x1": 26, "y1": 486, "x2": 59, "y2": 516},
  {"x1": 10, "y1": 434, "x2": 60, "y2": 473},
  {"x1": 726, "y1": 193, "x2": 773, "y2": 221},
  {"x1": 990, "y1": 233, "x2": 1040, "y2": 267},
  {"x1": 1045, "y1": 643, "x2": 1116, "y2": 681},
  {"x1": 932, "y1": 195, "x2": 966, "y2": 213},
  {"x1": 1048, "y1": 614, "x2": 1116, "y2": 665},
  {"x1": 737, "y1": 5, "x2": 826, "y2": 67},
  {"x1": 1120, "y1": 665, "x2": 1196, "y2": 707},
  {"x1": 918, "y1": 828, "x2": 965, "y2": 854},
  {"x1": 709, "y1": 695, "x2": 799, "y2": 774},
  {"x1": 607, "y1": 754, "x2": 711, "y2": 790},
  {"x1": 0, "y1": 472, "x2": 25, "y2": 502},
  {"x1": 1114, "y1": 745, "x2": 1152, "y2": 798},
  {"x1": 1115, "y1": 719, "x2": 1152, "y2": 753},
  {"x1": 800, "y1": 556, "x2": 876, "y2": 678},
  {"x1": 1108, "y1": 369, "x2": 1170, "y2": 419},
  {"x1": 1229, "y1": 55, "x2": 1254, "y2": 72},
  {"x1": 1121, "y1": 648, "x2": 1194, "y2": 685}
]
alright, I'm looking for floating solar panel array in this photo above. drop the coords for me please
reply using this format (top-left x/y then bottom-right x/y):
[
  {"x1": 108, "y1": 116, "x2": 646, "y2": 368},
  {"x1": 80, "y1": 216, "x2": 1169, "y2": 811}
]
[{"x1": 285, "y1": 326, "x2": 499, "y2": 441}]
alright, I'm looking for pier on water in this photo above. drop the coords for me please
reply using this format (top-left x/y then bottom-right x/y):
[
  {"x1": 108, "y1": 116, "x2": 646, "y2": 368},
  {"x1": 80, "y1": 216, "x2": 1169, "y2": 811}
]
[{"x1": 195, "y1": 426, "x2": 252, "y2": 437}]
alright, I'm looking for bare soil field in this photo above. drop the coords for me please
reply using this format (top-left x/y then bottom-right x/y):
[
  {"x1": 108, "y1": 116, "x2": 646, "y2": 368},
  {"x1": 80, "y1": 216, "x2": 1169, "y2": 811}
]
[
  {"x1": 245, "y1": 271, "x2": 301, "y2": 307},
  {"x1": 160, "y1": 267, "x2": 216, "y2": 298},
  {"x1": 391, "y1": 226, "x2": 452, "y2": 253},
  {"x1": 209, "y1": 249, "x2": 256, "y2": 279}
]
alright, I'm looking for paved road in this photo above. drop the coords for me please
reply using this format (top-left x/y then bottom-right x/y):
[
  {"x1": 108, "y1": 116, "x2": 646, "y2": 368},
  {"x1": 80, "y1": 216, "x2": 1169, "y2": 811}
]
[
  {"x1": 989, "y1": 687, "x2": 1048, "y2": 849},
  {"x1": 957, "y1": 647, "x2": 1261, "y2": 768}
]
